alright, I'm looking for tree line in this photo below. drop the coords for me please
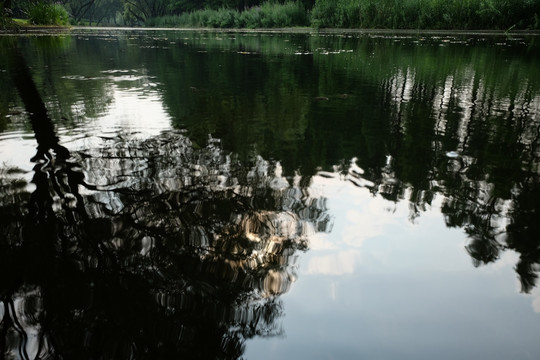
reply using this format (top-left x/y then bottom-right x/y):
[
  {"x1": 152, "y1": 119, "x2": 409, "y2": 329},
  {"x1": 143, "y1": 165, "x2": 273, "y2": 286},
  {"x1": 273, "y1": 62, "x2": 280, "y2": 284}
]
[
  {"x1": 2, "y1": 0, "x2": 315, "y2": 26},
  {"x1": 2, "y1": 0, "x2": 539, "y2": 29}
]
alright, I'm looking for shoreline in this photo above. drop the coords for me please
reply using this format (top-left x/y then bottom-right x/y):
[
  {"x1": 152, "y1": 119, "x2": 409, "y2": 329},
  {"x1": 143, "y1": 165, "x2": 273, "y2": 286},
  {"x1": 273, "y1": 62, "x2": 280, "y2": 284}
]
[
  {"x1": 74, "y1": 26, "x2": 540, "y2": 36},
  {"x1": 0, "y1": 25, "x2": 72, "y2": 34},
  {"x1": 2, "y1": 25, "x2": 540, "y2": 36}
]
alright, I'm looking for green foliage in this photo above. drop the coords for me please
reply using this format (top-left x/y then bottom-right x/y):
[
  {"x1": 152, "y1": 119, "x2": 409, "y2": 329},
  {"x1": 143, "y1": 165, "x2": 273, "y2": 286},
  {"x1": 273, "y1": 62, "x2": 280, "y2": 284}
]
[
  {"x1": 310, "y1": 0, "x2": 540, "y2": 29},
  {"x1": 235, "y1": 1, "x2": 308, "y2": 28},
  {"x1": 127, "y1": 0, "x2": 169, "y2": 24},
  {"x1": 237, "y1": 7, "x2": 262, "y2": 28},
  {"x1": 1, "y1": 15, "x2": 11, "y2": 30},
  {"x1": 64, "y1": 0, "x2": 123, "y2": 26},
  {"x1": 28, "y1": 2, "x2": 69, "y2": 26},
  {"x1": 146, "y1": 0, "x2": 540, "y2": 29},
  {"x1": 145, "y1": 1, "x2": 308, "y2": 28},
  {"x1": 8, "y1": 0, "x2": 538, "y2": 29}
]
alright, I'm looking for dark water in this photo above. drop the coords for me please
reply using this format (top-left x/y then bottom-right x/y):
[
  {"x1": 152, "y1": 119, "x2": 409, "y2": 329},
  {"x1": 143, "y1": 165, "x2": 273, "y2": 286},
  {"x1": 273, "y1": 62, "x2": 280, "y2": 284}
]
[{"x1": 0, "y1": 28, "x2": 539, "y2": 359}]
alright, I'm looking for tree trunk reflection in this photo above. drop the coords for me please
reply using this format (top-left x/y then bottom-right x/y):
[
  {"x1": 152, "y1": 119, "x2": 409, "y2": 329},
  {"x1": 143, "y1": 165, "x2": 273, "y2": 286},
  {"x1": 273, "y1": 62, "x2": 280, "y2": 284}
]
[{"x1": 0, "y1": 48, "x2": 330, "y2": 359}]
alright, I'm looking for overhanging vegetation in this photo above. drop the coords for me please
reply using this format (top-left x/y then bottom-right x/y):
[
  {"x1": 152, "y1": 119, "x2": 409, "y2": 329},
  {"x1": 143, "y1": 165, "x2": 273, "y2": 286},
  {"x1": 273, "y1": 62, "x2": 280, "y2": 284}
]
[{"x1": 1, "y1": 0, "x2": 539, "y2": 30}]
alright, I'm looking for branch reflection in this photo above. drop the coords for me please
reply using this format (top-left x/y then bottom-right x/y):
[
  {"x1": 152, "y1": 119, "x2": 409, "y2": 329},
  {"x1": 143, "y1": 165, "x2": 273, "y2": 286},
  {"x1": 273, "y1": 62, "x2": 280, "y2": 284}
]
[
  {"x1": 1, "y1": 31, "x2": 540, "y2": 359},
  {"x1": 0, "y1": 131, "x2": 331, "y2": 359},
  {"x1": 0, "y1": 49, "x2": 331, "y2": 359}
]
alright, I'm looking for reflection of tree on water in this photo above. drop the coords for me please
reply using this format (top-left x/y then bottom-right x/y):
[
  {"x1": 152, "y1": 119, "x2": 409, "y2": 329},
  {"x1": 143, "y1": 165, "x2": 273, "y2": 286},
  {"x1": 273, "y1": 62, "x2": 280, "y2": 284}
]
[
  {"x1": 437, "y1": 155, "x2": 540, "y2": 293},
  {"x1": 0, "y1": 50, "x2": 331, "y2": 359},
  {"x1": 371, "y1": 62, "x2": 540, "y2": 293},
  {"x1": 2, "y1": 32, "x2": 540, "y2": 358}
]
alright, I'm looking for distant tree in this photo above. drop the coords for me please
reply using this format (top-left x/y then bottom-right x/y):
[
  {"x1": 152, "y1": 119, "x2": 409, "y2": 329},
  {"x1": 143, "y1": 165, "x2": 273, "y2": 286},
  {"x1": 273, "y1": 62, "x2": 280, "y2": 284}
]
[
  {"x1": 96, "y1": 0, "x2": 124, "y2": 24},
  {"x1": 56, "y1": 0, "x2": 122, "y2": 24},
  {"x1": 59, "y1": 0, "x2": 96, "y2": 23},
  {"x1": 7, "y1": 0, "x2": 56, "y2": 18},
  {"x1": 167, "y1": 0, "x2": 201, "y2": 13},
  {"x1": 1, "y1": 0, "x2": 11, "y2": 16},
  {"x1": 123, "y1": 0, "x2": 168, "y2": 24},
  {"x1": 1, "y1": 0, "x2": 12, "y2": 28}
]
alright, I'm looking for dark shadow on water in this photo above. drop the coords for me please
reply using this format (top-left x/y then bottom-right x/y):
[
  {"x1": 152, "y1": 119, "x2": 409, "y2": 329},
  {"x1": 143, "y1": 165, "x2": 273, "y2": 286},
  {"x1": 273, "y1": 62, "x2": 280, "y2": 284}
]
[
  {"x1": 1, "y1": 31, "x2": 540, "y2": 358},
  {"x1": 0, "y1": 46, "x2": 331, "y2": 359}
]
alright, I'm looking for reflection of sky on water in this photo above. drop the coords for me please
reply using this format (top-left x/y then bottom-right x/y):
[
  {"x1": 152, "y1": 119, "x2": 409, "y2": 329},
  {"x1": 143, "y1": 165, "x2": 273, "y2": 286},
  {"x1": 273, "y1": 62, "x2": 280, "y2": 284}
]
[
  {"x1": 2, "y1": 31, "x2": 540, "y2": 359},
  {"x1": 89, "y1": 86, "x2": 170, "y2": 135},
  {"x1": 533, "y1": 288, "x2": 540, "y2": 314},
  {"x1": 246, "y1": 176, "x2": 540, "y2": 359},
  {"x1": 3, "y1": 101, "x2": 540, "y2": 357},
  {"x1": 61, "y1": 85, "x2": 171, "y2": 151},
  {"x1": 0, "y1": 85, "x2": 170, "y2": 167},
  {"x1": 0, "y1": 132, "x2": 39, "y2": 175}
]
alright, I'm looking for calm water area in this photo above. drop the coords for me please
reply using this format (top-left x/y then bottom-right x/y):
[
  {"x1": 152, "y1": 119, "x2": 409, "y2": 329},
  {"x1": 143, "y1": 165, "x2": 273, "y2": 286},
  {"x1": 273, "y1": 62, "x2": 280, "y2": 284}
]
[{"x1": 1, "y1": 28, "x2": 540, "y2": 359}]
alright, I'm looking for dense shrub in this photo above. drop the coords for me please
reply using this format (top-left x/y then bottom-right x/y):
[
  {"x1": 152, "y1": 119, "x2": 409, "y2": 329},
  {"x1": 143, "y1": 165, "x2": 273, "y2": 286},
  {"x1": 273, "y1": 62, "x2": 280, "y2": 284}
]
[
  {"x1": 237, "y1": 8, "x2": 263, "y2": 28},
  {"x1": 310, "y1": 0, "x2": 540, "y2": 29},
  {"x1": 258, "y1": 1, "x2": 308, "y2": 27},
  {"x1": 145, "y1": 1, "x2": 308, "y2": 28},
  {"x1": 145, "y1": 0, "x2": 539, "y2": 29},
  {"x1": 28, "y1": 2, "x2": 69, "y2": 26},
  {"x1": 1, "y1": 11, "x2": 12, "y2": 29}
]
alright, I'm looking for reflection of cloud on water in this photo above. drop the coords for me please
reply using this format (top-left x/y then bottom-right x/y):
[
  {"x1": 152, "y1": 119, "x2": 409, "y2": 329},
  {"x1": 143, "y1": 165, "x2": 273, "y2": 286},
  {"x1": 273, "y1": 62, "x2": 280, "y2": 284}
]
[
  {"x1": 310, "y1": 173, "x2": 406, "y2": 249},
  {"x1": 343, "y1": 206, "x2": 396, "y2": 248},
  {"x1": 305, "y1": 173, "x2": 491, "y2": 276},
  {"x1": 306, "y1": 251, "x2": 359, "y2": 275},
  {"x1": 304, "y1": 173, "x2": 407, "y2": 276},
  {"x1": 60, "y1": 86, "x2": 172, "y2": 152},
  {"x1": 532, "y1": 288, "x2": 540, "y2": 313},
  {"x1": 307, "y1": 233, "x2": 337, "y2": 251},
  {"x1": 98, "y1": 87, "x2": 171, "y2": 134}
]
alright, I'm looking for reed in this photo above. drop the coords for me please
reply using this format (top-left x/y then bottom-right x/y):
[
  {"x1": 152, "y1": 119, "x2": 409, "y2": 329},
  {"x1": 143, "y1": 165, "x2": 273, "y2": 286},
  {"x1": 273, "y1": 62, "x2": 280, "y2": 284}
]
[
  {"x1": 145, "y1": 0, "x2": 539, "y2": 29},
  {"x1": 310, "y1": 0, "x2": 540, "y2": 30},
  {"x1": 145, "y1": 1, "x2": 308, "y2": 28}
]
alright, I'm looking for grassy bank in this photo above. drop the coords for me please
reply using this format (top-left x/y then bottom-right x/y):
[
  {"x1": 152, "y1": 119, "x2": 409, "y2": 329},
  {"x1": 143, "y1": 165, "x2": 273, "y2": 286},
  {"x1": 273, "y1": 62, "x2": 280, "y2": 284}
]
[
  {"x1": 145, "y1": 0, "x2": 540, "y2": 30},
  {"x1": 311, "y1": 0, "x2": 540, "y2": 30},
  {"x1": 146, "y1": 1, "x2": 309, "y2": 28},
  {"x1": 2, "y1": 2, "x2": 69, "y2": 29}
]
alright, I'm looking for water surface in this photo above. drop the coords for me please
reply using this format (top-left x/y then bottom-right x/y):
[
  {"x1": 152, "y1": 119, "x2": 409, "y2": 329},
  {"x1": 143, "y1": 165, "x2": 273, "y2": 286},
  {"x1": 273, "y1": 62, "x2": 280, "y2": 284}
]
[{"x1": 0, "y1": 29, "x2": 539, "y2": 359}]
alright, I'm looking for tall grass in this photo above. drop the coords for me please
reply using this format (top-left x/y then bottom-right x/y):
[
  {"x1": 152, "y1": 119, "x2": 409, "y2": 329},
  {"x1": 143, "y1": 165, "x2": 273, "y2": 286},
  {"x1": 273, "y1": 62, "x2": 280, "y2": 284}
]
[
  {"x1": 311, "y1": 0, "x2": 540, "y2": 30},
  {"x1": 28, "y1": 2, "x2": 70, "y2": 26},
  {"x1": 145, "y1": 0, "x2": 539, "y2": 29},
  {"x1": 145, "y1": 1, "x2": 308, "y2": 28}
]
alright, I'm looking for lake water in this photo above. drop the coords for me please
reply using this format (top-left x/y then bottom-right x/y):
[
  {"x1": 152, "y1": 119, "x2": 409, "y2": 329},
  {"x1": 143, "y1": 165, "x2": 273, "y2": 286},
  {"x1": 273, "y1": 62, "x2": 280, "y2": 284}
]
[{"x1": 1, "y1": 28, "x2": 539, "y2": 359}]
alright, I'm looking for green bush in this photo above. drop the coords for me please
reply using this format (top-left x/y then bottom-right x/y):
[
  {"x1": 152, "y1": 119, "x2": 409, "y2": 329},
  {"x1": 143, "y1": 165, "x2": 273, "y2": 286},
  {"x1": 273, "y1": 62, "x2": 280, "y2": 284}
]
[
  {"x1": 310, "y1": 0, "x2": 540, "y2": 29},
  {"x1": 1, "y1": 13, "x2": 12, "y2": 29},
  {"x1": 266, "y1": 1, "x2": 308, "y2": 27},
  {"x1": 209, "y1": 8, "x2": 237, "y2": 28},
  {"x1": 309, "y1": 0, "x2": 337, "y2": 28},
  {"x1": 145, "y1": 0, "x2": 540, "y2": 30},
  {"x1": 145, "y1": 1, "x2": 308, "y2": 29},
  {"x1": 238, "y1": 8, "x2": 263, "y2": 28},
  {"x1": 28, "y1": 2, "x2": 69, "y2": 26}
]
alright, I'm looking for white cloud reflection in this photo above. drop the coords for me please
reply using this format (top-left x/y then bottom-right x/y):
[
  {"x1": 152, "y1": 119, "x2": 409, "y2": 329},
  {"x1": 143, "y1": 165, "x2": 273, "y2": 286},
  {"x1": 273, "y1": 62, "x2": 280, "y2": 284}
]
[
  {"x1": 1, "y1": 83, "x2": 172, "y2": 172},
  {"x1": 343, "y1": 205, "x2": 397, "y2": 248},
  {"x1": 306, "y1": 251, "x2": 359, "y2": 275},
  {"x1": 304, "y1": 174, "x2": 412, "y2": 275},
  {"x1": 532, "y1": 287, "x2": 540, "y2": 314},
  {"x1": 97, "y1": 87, "x2": 171, "y2": 136},
  {"x1": 63, "y1": 86, "x2": 172, "y2": 152}
]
